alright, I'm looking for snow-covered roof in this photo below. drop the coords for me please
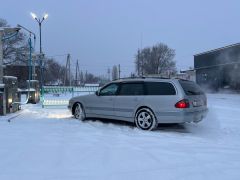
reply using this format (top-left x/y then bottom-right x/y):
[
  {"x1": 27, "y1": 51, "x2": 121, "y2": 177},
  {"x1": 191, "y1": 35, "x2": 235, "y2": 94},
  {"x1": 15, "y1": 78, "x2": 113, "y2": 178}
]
[
  {"x1": 26, "y1": 80, "x2": 39, "y2": 82},
  {"x1": 19, "y1": 88, "x2": 36, "y2": 92},
  {"x1": 194, "y1": 43, "x2": 240, "y2": 56},
  {"x1": 3, "y1": 76, "x2": 17, "y2": 80},
  {"x1": 0, "y1": 27, "x2": 20, "y2": 32},
  {"x1": 84, "y1": 84, "x2": 100, "y2": 87},
  {"x1": 0, "y1": 27, "x2": 6, "y2": 31},
  {"x1": 0, "y1": 84, "x2": 5, "y2": 88}
]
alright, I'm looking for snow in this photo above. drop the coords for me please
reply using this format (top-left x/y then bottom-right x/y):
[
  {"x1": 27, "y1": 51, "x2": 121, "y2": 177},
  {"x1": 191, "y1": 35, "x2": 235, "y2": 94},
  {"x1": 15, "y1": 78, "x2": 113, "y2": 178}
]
[
  {"x1": 0, "y1": 83, "x2": 5, "y2": 88},
  {"x1": 0, "y1": 94, "x2": 240, "y2": 180},
  {"x1": 3, "y1": 76, "x2": 17, "y2": 79},
  {"x1": 20, "y1": 88, "x2": 36, "y2": 92}
]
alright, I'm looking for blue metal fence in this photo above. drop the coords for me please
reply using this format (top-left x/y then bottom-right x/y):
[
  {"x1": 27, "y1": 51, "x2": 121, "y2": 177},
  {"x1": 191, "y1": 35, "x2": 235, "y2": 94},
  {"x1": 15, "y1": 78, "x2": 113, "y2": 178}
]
[{"x1": 42, "y1": 86, "x2": 99, "y2": 107}]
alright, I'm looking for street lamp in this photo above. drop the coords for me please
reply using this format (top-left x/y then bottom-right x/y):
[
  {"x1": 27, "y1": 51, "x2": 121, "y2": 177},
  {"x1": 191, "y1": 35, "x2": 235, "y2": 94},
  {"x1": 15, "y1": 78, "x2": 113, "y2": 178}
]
[
  {"x1": 17, "y1": 24, "x2": 36, "y2": 81},
  {"x1": 30, "y1": 12, "x2": 48, "y2": 97}
]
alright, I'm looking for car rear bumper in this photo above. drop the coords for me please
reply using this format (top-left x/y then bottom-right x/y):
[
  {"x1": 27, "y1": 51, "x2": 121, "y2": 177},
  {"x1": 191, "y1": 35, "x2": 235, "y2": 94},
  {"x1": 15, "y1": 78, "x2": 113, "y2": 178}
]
[
  {"x1": 183, "y1": 108, "x2": 208, "y2": 123},
  {"x1": 156, "y1": 108, "x2": 208, "y2": 124}
]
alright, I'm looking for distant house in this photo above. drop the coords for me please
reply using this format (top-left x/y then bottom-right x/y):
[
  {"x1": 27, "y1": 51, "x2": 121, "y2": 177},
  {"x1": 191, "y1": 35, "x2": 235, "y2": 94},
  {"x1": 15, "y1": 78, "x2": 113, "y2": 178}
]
[{"x1": 194, "y1": 43, "x2": 240, "y2": 91}]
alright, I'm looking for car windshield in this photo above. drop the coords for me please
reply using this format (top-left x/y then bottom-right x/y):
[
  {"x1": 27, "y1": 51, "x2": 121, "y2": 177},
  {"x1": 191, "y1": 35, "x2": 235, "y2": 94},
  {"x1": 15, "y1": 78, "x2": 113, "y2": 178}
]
[{"x1": 179, "y1": 80, "x2": 204, "y2": 95}]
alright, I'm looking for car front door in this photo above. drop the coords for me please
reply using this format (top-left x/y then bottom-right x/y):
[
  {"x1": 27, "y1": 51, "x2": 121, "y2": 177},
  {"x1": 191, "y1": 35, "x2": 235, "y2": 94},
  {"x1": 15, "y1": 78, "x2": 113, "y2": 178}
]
[{"x1": 87, "y1": 83, "x2": 119, "y2": 118}]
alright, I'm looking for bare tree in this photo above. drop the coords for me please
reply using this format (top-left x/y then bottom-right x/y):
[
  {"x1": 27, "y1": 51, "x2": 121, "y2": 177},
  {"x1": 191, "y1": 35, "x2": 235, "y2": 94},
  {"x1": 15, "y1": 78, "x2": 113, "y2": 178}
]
[
  {"x1": 135, "y1": 43, "x2": 176, "y2": 76},
  {"x1": 85, "y1": 72, "x2": 100, "y2": 84},
  {"x1": 1, "y1": 18, "x2": 76, "y2": 86},
  {"x1": 0, "y1": 18, "x2": 28, "y2": 65},
  {"x1": 43, "y1": 58, "x2": 66, "y2": 85}
]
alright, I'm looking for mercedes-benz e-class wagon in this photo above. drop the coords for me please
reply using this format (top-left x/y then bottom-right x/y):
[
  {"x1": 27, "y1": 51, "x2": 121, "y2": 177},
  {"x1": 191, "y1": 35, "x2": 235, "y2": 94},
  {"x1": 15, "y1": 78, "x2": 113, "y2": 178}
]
[{"x1": 68, "y1": 78, "x2": 208, "y2": 130}]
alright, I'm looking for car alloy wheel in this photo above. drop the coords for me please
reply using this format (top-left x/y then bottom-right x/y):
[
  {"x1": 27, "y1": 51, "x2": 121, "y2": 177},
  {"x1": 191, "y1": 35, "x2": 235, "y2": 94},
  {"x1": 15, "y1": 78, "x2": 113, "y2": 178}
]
[
  {"x1": 135, "y1": 108, "x2": 157, "y2": 131},
  {"x1": 74, "y1": 103, "x2": 85, "y2": 121}
]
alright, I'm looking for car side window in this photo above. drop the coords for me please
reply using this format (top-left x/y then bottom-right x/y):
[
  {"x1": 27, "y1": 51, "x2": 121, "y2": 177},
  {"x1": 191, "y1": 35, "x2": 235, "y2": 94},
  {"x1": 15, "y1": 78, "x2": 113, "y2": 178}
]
[
  {"x1": 145, "y1": 82, "x2": 176, "y2": 95},
  {"x1": 118, "y1": 83, "x2": 144, "y2": 96},
  {"x1": 99, "y1": 83, "x2": 119, "y2": 96}
]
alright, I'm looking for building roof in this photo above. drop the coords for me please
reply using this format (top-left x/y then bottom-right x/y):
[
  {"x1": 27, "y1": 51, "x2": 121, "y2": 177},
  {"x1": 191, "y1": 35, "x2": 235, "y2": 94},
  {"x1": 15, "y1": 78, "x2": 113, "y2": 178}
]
[
  {"x1": 3, "y1": 76, "x2": 17, "y2": 79},
  {"x1": 194, "y1": 43, "x2": 240, "y2": 56},
  {"x1": 0, "y1": 84, "x2": 5, "y2": 88}
]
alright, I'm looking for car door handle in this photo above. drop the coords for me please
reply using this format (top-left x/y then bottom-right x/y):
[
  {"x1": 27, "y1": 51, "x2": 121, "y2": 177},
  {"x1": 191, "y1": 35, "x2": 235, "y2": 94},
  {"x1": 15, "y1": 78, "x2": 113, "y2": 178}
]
[{"x1": 133, "y1": 97, "x2": 139, "y2": 101}]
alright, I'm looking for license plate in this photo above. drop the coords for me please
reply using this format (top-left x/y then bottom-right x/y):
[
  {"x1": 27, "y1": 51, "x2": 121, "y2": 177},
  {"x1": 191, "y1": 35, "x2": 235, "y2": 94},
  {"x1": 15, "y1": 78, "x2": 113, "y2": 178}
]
[{"x1": 192, "y1": 100, "x2": 203, "y2": 107}]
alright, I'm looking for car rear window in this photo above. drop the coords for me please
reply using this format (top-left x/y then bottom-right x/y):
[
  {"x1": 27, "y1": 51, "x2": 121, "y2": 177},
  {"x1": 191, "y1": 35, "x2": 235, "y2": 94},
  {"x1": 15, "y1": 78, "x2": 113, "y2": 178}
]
[
  {"x1": 145, "y1": 82, "x2": 176, "y2": 95},
  {"x1": 119, "y1": 83, "x2": 144, "y2": 95},
  {"x1": 179, "y1": 80, "x2": 204, "y2": 95}
]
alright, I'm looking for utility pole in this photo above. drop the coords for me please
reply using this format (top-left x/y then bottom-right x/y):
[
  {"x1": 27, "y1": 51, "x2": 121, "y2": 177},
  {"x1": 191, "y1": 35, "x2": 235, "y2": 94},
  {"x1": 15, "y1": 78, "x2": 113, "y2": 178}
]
[
  {"x1": 140, "y1": 33, "x2": 144, "y2": 76},
  {"x1": 64, "y1": 54, "x2": 71, "y2": 86},
  {"x1": 69, "y1": 55, "x2": 71, "y2": 86},
  {"x1": 107, "y1": 68, "x2": 110, "y2": 81},
  {"x1": 32, "y1": 54, "x2": 36, "y2": 80},
  {"x1": 137, "y1": 49, "x2": 140, "y2": 76},
  {"x1": 118, "y1": 64, "x2": 121, "y2": 79},
  {"x1": 75, "y1": 59, "x2": 80, "y2": 86},
  {"x1": 85, "y1": 70, "x2": 88, "y2": 83},
  {"x1": 0, "y1": 31, "x2": 3, "y2": 84},
  {"x1": 141, "y1": 53, "x2": 144, "y2": 76}
]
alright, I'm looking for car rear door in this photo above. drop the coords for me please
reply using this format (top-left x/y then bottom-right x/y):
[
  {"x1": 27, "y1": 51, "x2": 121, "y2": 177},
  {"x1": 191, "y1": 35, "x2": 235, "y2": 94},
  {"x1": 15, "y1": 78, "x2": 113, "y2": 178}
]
[
  {"x1": 144, "y1": 81, "x2": 178, "y2": 117},
  {"x1": 114, "y1": 82, "x2": 145, "y2": 120}
]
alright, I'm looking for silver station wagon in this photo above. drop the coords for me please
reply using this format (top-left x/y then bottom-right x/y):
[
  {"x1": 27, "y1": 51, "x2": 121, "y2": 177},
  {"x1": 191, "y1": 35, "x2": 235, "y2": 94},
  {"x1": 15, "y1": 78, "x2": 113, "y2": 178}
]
[{"x1": 68, "y1": 78, "x2": 208, "y2": 130}]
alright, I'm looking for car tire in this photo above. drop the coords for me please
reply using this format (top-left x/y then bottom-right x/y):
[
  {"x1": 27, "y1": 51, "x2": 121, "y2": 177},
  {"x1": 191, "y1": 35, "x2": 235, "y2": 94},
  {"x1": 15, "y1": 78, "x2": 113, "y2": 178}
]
[
  {"x1": 73, "y1": 103, "x2": 86, "y2": 121},
  {"x1": 135, "y1": 108, "x2": 157, "y2": 131}
]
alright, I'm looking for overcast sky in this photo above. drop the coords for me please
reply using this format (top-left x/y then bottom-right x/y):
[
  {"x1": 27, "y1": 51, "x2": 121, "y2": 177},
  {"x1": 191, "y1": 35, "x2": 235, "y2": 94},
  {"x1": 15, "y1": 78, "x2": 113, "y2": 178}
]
[{"x1": 1, "y1": 0, "x2": 240, "y2": 77}]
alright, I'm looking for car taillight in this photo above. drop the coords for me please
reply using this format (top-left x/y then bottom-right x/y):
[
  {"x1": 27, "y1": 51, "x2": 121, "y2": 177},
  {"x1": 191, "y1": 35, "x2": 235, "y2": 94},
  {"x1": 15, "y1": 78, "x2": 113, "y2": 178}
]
[{"x1": 175, "y1": 99, "x2": 189, "y2": 108}]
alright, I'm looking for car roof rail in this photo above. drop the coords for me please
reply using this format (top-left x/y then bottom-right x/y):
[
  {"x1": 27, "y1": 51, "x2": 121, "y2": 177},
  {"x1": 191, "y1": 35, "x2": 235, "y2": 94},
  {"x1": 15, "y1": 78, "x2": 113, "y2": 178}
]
[
  {"x1": 173, "y1": 77, "x2": 192, "y2": 81},
  {"x1": 117, "y1": 76, "x2": 145, "y2": 80},
  {"x1": 141, "y1": 76, "x2": 170, "y2": 79},
  {"x1": 117, "y1": 75, "x2": 171, "y2": 81}
]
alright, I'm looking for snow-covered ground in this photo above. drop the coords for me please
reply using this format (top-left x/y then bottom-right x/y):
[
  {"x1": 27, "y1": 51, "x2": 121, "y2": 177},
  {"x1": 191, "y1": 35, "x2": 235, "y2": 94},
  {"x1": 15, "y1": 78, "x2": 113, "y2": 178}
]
[{"x1": 0, "y1": 94, "x2": 240, "y2": 180}]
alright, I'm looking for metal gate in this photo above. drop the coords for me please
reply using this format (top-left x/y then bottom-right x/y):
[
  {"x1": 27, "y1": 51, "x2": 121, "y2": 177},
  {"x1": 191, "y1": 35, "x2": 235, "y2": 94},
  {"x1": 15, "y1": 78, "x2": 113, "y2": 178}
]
[{"x1": 42, "y1": 86, "x2": 99, "y2": 107}]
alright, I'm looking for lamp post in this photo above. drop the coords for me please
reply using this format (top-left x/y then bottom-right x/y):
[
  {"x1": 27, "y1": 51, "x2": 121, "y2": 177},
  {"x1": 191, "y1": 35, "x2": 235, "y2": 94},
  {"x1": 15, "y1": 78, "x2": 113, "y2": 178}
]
[
  {"x1": 17, "y1": 24, "x2": 36, "y2": 81},
  {"x1": 30, "y1": 12, "x2": 48, "y2": 97}
]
